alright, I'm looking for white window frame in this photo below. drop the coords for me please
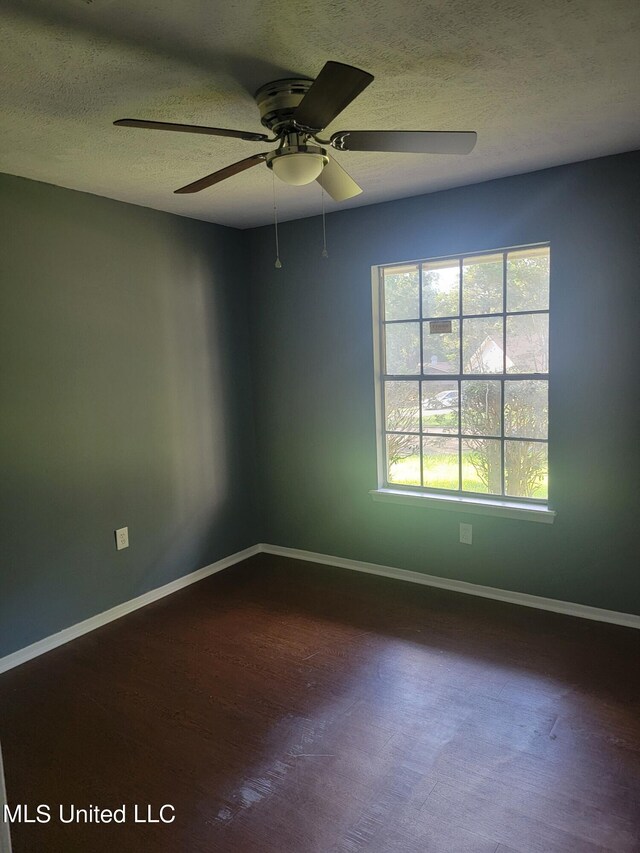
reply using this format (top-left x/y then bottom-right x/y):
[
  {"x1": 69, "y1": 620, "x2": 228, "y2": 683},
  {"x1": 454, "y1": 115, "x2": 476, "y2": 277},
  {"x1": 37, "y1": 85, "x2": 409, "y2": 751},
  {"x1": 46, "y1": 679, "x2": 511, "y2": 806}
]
[{"x1": 370, "y1": 244, "x2": 556, "y2": 524}]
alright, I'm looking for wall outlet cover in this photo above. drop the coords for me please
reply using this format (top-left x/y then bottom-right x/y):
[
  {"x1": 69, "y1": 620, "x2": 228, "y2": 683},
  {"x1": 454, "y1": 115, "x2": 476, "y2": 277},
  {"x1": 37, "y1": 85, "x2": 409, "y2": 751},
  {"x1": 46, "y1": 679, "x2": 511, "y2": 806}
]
[
  {"x1": 115, "y1": 527, "x2": 129, "y2": 550},
  {"x1": 459, "y1": 523, "x2": 473, "y2": 545}
]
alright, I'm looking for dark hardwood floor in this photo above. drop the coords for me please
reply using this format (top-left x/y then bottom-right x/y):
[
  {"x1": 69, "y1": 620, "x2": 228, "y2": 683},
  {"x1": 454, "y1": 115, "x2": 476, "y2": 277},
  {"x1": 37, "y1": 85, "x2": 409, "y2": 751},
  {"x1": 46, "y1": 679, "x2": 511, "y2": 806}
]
[{"x1": 1, "y1": 553, "x2": 639, "y2": 852}]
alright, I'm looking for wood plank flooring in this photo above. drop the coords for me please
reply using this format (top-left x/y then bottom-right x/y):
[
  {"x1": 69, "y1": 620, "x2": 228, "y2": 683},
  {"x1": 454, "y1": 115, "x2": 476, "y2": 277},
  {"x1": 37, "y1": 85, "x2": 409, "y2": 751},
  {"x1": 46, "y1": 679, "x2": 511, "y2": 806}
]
[{"x1": 0, "y1": 552, "x2": 639, "y2": 852}]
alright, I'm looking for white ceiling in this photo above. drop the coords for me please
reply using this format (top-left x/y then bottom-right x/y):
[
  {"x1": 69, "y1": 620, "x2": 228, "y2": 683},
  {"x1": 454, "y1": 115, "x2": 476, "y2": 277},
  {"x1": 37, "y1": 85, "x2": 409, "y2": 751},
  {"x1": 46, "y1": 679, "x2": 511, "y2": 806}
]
[{"x1": 1, "y1": 0, "x2": 639, "y2": 229}]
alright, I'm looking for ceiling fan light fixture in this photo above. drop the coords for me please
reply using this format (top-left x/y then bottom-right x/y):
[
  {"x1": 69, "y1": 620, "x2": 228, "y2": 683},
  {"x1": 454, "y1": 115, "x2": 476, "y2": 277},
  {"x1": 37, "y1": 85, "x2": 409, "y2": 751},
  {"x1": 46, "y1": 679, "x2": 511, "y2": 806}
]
[
  {"x1": 115, "y1": 61, "x2": 478, "y2": 200},
  {"x1": 267, "y1": 147, "x2": 329, "y2": 186}
]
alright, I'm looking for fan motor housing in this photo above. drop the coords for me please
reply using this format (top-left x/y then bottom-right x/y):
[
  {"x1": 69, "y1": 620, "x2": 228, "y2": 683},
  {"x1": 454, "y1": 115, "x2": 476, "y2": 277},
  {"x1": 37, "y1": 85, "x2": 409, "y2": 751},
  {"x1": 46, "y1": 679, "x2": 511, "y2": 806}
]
[
  {"x1": 255, "y1": 78, "x2": 313, "y2": 133},
  {"x1": 265, "y1": 140, "x2": 328, "y2": 168}
]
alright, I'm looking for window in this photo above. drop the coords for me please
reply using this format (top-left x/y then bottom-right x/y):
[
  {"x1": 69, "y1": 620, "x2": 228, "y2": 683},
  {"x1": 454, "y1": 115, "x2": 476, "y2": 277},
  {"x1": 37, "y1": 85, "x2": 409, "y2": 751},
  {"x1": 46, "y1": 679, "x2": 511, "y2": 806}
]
[{"x1": 374, "y1": 244, "x2": 550, "y2": 510}]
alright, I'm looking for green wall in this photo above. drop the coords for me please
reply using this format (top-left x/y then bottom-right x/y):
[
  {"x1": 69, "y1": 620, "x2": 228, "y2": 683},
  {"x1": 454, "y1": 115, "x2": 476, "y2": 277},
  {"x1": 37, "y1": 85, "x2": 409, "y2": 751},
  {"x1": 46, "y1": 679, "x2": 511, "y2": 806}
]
[
  {"x1": 0, "y1": 174, "x2": 259, "y2": 657},
  {"x1": 248, "y1": 150, "x2": 640, "y2": 615}
]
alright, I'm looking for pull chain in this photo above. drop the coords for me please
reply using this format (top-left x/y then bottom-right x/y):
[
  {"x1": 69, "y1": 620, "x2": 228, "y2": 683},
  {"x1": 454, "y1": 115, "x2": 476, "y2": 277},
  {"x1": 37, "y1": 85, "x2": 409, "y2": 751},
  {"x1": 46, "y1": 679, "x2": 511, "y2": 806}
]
[
  {"x1": 321, "y1": 186, "x2": 329, "y2": 258},
  {"x1": 273, "y1": 171, "x2": 282, "y2": 269}
]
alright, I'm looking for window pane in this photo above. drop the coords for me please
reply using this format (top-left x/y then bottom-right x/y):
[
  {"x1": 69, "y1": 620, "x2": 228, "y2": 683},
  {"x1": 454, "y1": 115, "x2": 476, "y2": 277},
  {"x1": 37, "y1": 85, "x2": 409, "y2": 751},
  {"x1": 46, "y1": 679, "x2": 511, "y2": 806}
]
[
  {"x1": 421, "y1": 381, "x2": 458, "y2": 434},
  {"x1": 385, "y1": 381, "x2": 419, "y2": 432},
  {"x1": 505, "y1": 440, "x2": 548, "y2": 499},
  {"x1": 506, "y1": 314, "x2": 549, "y2": 373},
  {"x1": 507, "y1": 247, "x2": 549, "y2": 312},
  {"x1": 378, "y1": 245, "x2": 551, "y2": 503},
  {"x1": 463, "y1": 253, "x2": 503, "y2": 315},
  {"x1": 387, "y1": 434, "x2": 420, "y2": 485},
  {"x1": 422, "y1": 260, "x2": 459, "y2": 318},
  {"x1": 423, "y1": 319, "x2": 460, "y2": 374},
  {"x1": 385, "y1": 322, "x2": 420, "y2": 374},
  {"x1": 383, "y1": 265, "x2": 419, "y2": 320},
  {"x1": 462, "y1": 438, "x2": 502, "y2": 494},
  {"x1": 461, "y1": 380, "x2": 501, "y2": 436},
  {"x1": 505, "y1": 380, "x2": 548, "y2": 439},
  {"x1": 462, "y1": 317, "x2": 504, "y2": 373},
  {"x1": 422, "y1": 436, "x2": 459, "y2": 490}
]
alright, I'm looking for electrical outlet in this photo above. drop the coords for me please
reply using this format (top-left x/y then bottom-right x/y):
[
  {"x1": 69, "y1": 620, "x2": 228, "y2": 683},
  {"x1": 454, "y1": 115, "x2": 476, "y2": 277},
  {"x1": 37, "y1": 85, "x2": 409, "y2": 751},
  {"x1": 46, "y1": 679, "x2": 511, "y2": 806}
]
[
  {"x1": 115, "y1": 527, "x2": 129, "y2": 551},
  {"x1": 459, "y1": 522, "x2": 472, "y2": 545}
]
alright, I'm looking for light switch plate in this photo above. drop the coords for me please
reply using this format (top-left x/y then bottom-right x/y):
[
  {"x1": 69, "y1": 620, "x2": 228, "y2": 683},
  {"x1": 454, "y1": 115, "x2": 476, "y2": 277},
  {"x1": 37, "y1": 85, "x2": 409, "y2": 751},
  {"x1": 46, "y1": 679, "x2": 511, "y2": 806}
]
[
  {"x1": 459, "y1": 522, "x2": 473, "y2": 545},
  {"x1": 115, "y1": 527, "x2": 129, "y2": 550}
]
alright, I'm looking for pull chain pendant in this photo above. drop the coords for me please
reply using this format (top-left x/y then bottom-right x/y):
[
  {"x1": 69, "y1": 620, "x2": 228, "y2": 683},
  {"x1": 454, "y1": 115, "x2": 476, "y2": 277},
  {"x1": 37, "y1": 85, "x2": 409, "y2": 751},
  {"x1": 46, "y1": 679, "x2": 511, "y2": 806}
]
[
  {"x1": 321, "y1": 186, "x2": 329, "y2": 258},
  {"x1": 273, "y1": 171, "x2": 282, "y2": 269}
]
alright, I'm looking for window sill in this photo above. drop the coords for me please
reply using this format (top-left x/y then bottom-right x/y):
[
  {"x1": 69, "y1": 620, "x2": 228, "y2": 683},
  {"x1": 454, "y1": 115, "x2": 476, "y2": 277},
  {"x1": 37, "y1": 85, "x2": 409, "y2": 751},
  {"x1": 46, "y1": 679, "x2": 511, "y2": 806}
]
[{"x1": 369, "y1": 488, "x2": 556, "y2": 524}]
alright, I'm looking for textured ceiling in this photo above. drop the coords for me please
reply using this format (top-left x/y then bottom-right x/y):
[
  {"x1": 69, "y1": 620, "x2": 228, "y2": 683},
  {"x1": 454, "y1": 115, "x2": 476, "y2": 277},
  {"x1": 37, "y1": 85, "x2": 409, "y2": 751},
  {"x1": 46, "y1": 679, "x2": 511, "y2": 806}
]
[{"x1": 1, "y1": 0, "x2": 639, "y2": 228}]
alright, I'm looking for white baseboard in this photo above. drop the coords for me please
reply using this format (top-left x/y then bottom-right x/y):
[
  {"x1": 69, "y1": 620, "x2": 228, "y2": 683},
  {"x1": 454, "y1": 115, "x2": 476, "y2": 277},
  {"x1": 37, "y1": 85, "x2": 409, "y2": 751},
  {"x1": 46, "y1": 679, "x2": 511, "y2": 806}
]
[
  {"x1": 0, "y1": 545, "x2": 260, "y2": 676},
  {"x1": 258, "y1": 544, "x2": 640, "y2": 630},
  {"x1": 0, "y1": 741, "x2": 11, "y2": 853},
  {"x1": 1, "y1": 540, "x2": 637, "y2": 678}
]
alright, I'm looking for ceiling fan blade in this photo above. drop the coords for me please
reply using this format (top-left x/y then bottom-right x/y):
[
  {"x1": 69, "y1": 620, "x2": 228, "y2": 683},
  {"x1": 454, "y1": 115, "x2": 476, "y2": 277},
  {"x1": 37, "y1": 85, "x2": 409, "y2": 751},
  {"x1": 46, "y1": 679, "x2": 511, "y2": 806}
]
[
  {"x1": 174, "y1": 153, "x2": 269, "y2": 194},
  {"x1": 330, "y1": 130, "x2": 477, "y2": 155},
  {"x1": 316, "y1": 156, "x2": 363, "y2": 202},
  {"x1": 294, "y1": 62, "x2": 374, "y2": 131},
  {"x1": 114, "y1": 118, "x2": 269, "y2": 143}
]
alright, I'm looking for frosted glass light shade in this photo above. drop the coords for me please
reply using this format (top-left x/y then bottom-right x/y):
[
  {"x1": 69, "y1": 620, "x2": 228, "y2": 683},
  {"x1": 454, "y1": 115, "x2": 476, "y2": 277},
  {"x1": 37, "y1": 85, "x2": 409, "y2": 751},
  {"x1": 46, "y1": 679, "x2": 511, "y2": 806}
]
[{"x1": 271, "y1": 152, "x2": 326, "y2": 186}]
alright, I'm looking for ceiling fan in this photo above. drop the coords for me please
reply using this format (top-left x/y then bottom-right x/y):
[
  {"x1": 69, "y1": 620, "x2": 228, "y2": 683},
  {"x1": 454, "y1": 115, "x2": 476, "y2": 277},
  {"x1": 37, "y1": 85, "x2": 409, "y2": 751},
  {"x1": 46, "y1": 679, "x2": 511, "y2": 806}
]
[{"x1": 114, "y1": 61, "x2": 477, "y2": 202}]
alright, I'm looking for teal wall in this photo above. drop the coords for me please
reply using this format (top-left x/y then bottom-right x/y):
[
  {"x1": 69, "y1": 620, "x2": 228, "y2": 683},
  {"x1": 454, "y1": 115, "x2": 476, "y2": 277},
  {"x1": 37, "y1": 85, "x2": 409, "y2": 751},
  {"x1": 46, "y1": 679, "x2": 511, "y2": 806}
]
[
  {"x1": 248, "y1": 150, "x2": 640, "y2": 615},
  {"x1": 0, "y1": 174, "x2": 259, "y2": 657},
  {"x1": 2, "y1": 150, "x2": 638, "y2": 660}
]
